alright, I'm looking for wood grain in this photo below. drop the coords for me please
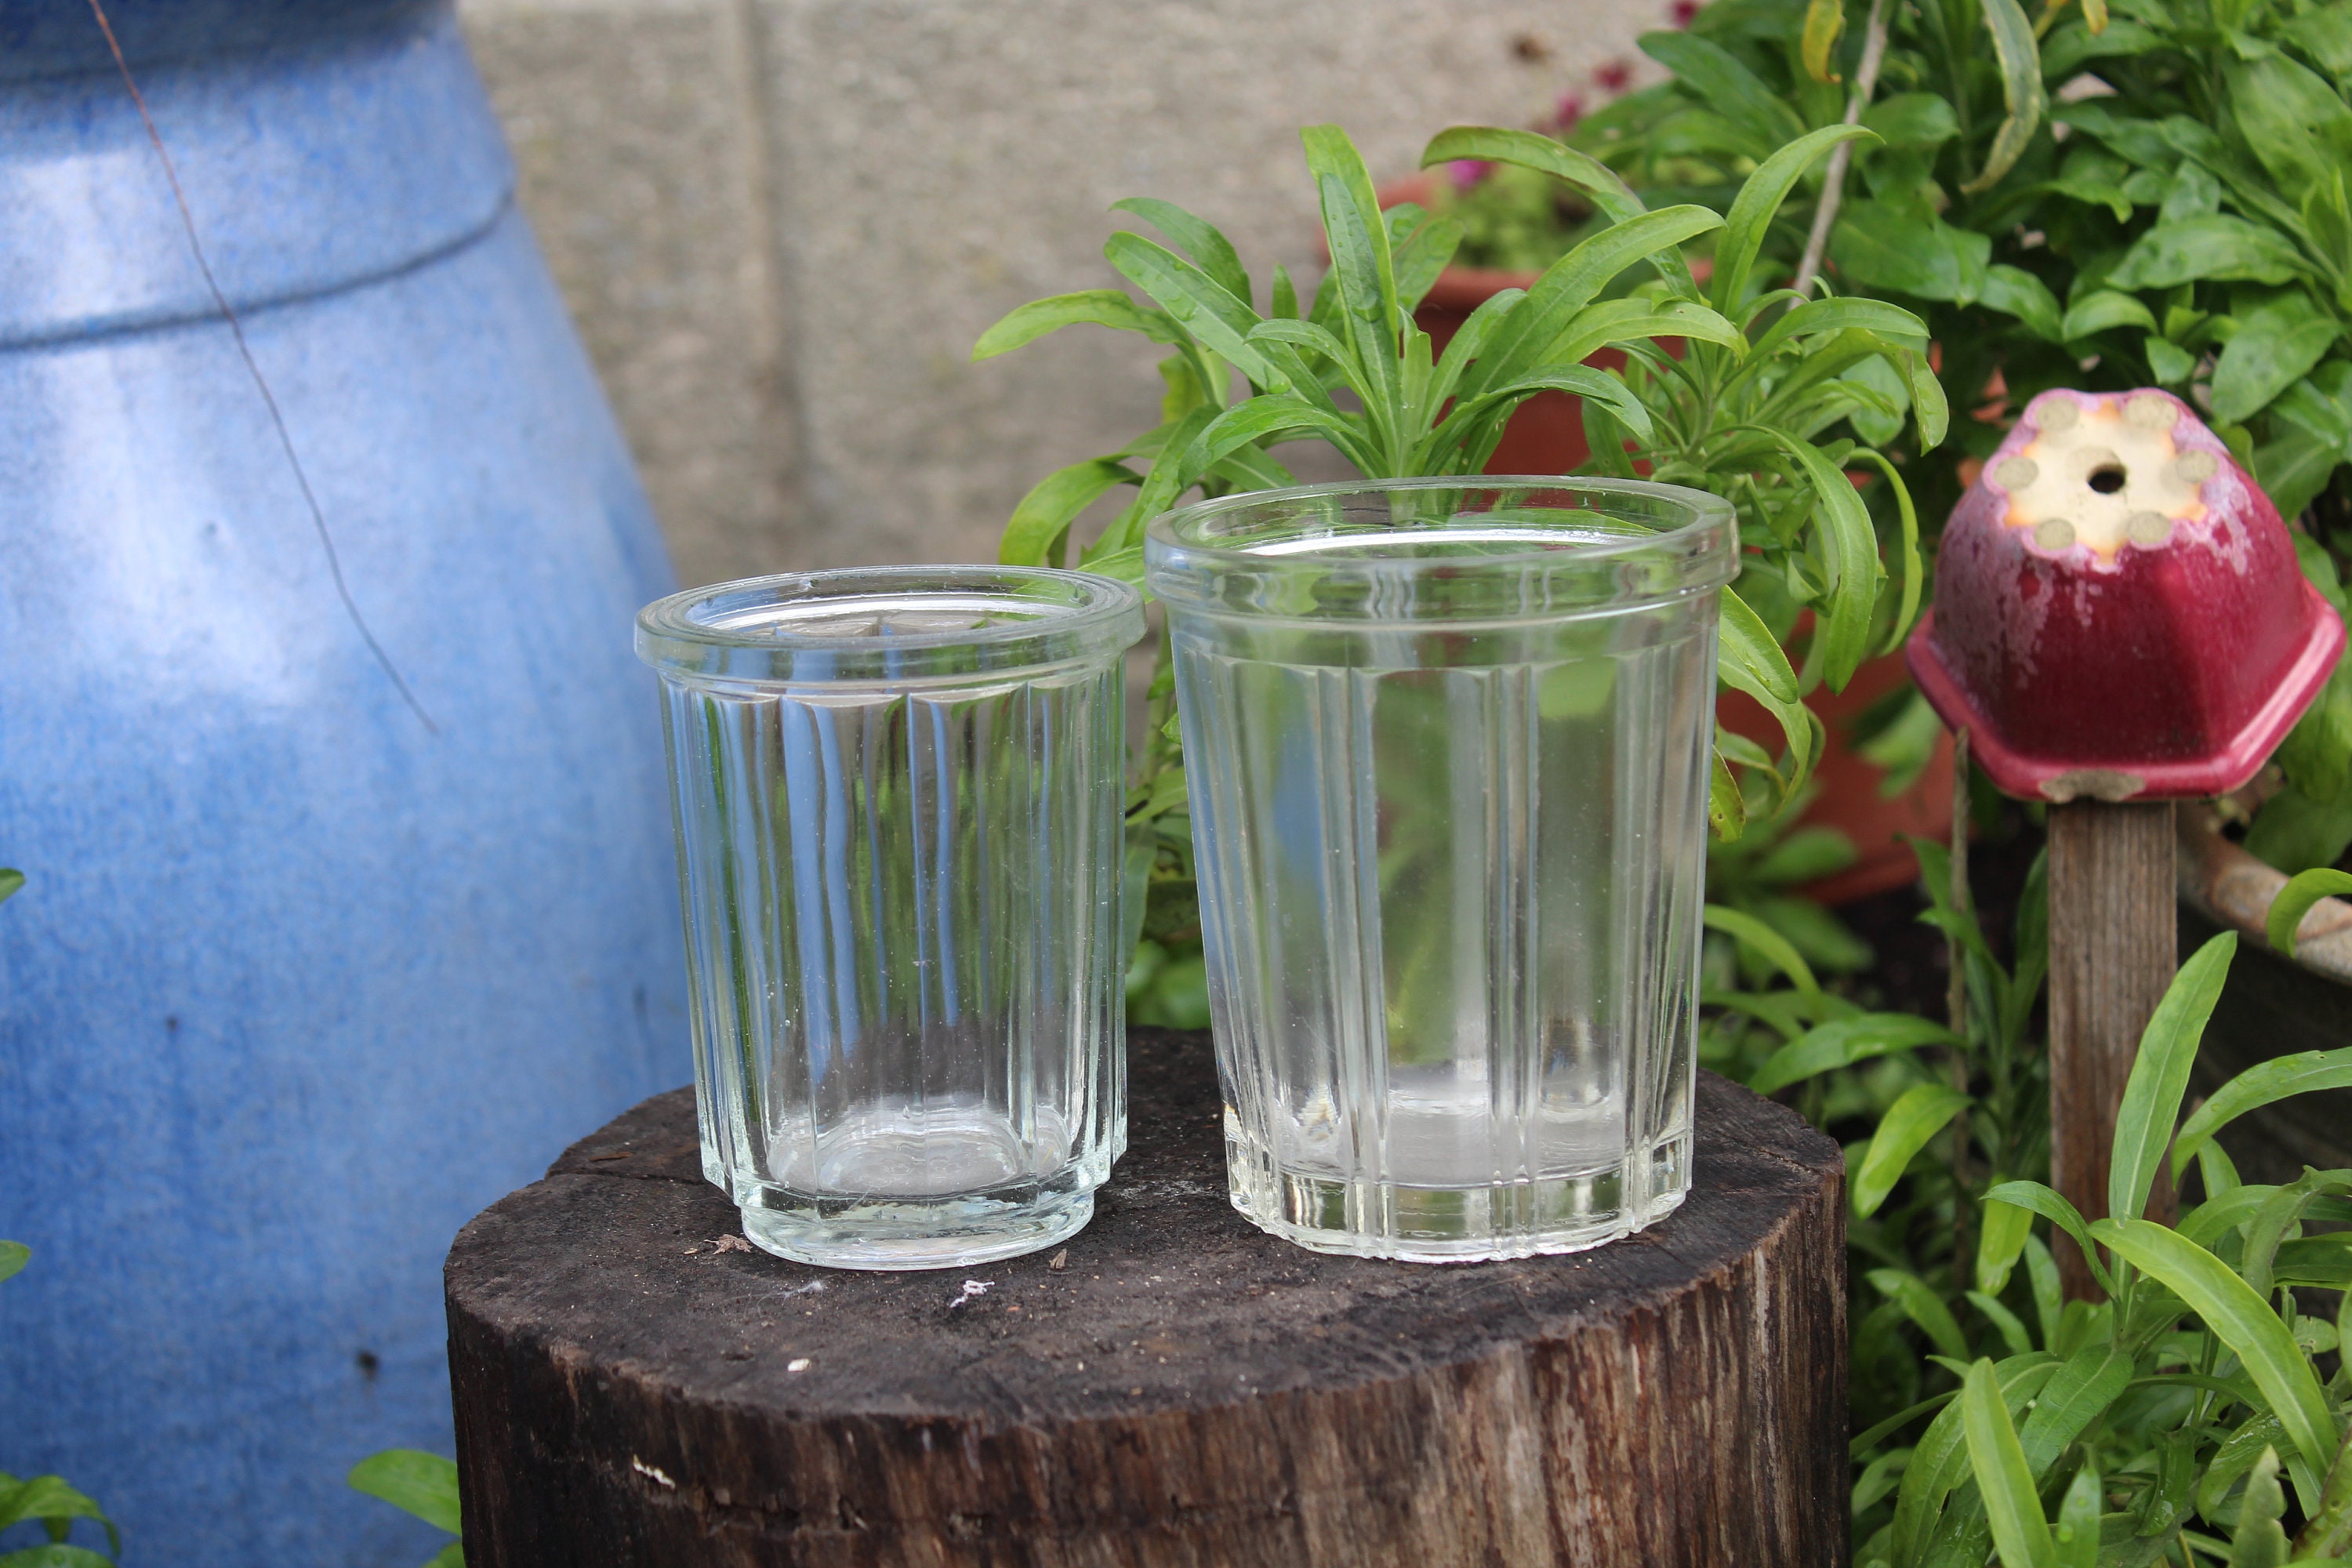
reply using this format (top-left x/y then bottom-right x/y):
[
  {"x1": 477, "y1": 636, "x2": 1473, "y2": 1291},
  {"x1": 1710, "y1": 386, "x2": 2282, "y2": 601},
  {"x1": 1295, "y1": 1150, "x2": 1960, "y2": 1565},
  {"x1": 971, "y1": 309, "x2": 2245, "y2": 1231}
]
[
  {"x1": 447, "y1": 1029, "x2": 1848, "y2": 1567},
  {"x1": 2047, "y1": 799, "x2": 2178, "y2": 1299}
]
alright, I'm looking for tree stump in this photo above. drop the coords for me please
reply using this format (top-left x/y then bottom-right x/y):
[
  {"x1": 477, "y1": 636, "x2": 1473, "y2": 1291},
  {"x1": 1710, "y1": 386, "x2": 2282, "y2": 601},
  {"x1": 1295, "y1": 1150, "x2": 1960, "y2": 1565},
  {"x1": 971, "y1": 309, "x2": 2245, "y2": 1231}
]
[{"x1": 446, "y1": 1029, "x2": 1847, "y2": 1568}]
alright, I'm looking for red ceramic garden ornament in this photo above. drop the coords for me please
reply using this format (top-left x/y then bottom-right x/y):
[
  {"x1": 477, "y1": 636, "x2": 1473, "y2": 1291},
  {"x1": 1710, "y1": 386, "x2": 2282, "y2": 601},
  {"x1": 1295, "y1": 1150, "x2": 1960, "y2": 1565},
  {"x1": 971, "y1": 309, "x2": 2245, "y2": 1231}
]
[
  {"x1": 1907, "y1": 387, "x2": 2343, "y2": 803},
  {"x1": 1907, "y1": 386, "x2": 2345, "y2": 1298}
]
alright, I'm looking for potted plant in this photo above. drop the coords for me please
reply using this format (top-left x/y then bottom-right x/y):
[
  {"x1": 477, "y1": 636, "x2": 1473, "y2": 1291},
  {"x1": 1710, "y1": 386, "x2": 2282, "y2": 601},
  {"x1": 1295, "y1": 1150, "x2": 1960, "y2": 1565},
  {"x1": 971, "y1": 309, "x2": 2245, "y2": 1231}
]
[{"x1": 972, "y1": 119, "x2": 1945, "y2": 1014}]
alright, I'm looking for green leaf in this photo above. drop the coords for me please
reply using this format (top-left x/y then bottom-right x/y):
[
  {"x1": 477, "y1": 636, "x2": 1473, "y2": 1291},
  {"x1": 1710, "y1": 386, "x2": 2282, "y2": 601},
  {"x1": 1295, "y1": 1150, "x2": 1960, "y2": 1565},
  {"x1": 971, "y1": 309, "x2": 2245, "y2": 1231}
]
[
  {"x1": 1968, "y1": 1290, "x2": 2035, "y2": 1356},
  {"x1": 1984, "y1": 1180, "x2": 2118, "y2": 1296},
  {"x1": 1422, "y1": 126, "x2": 1646, "y2": 223},
  {"x1": 1110, "y1": 197, "x2": 1251, "y2": 307},
  {"x1": 1870, "y1": 1267, "x2": 1973, "y2": 1360},
  {"x1": 1182, "y1": 396, "x2": 1374, "y2": 485},
  {"x1": 999, "y1": 457, "x2": 1138, "y2": 566},
  {"x1": 0, "y1": 1547, "x2": 120, "y2": 1567},
  {"x1": 1849, "y1": 450, "x2": 1928, "y2": 652},
  {"x1": 0, "y1": 869, "x2": 20, "y2": 906},
  {"x1": 1391, "y1": 212, "x2": 1466, "y2": 316},
  {"x1": 348, "y1": 1449, "x2": 461, "y2": 1536},
  {"x1": 1831, "y1": 201, "x2": 1993, "y2": 304},
  {"x1": 1962, "y1": 1359, "x2": 2058, "y2": 1568},
  {"x1": 1310, "y1": 169, "x2": 1402, "y2": 454},
  {"x1": 2212, "y1": 293, "x2": 2343, "y2": 424},
  {"x1": 0, "y1": 1477, "x2": 111, "y2": 1539},
  {"x1": 1423, "y1": 365, "x2": 1656, "y2": 470},
  {"x1": 1301, "y1": 124, "x2": 1398, "y2": 336},
  {"x1": 2090, "y1": 1218, "x2": 2343, "y2": 1482},
  {"x1": 2267, "y1": 869, "x2": 2352, "y2": 959},
  {"x1": 1984, "y1": 266, "x2": 2066, "y2": 342},
  {"x1": 1709, "y1": 749, "x2": 1747, "y2": 841},
  {"x1": 1704, "y1": 902, "x2": 1822, "y2": 1006},
  {"x1": 1639, "y1": 31, "x2": 1808, "y2": 161},
  {"x1": 2173, "y1": 1044, "x2": 2352, "y2": 1177},
  {"x1": 1715, "y1": 586, "x2": 1815, "y2": 787},
  {"x1": 1464, "y1": 205, "x2": 1727, "y2": 400},
  {"x1": 0, "y1": 1242, "x2": 25, "y2": 1283},
  {"x1": 2055, "y1": 1465, "x2": 2100, "y2": 1568},
  {"x1": 1802, "y1": 0, "x2": 1846, "y2": 82},
  {"x1": 1711, "y1": 123, "x2": 1878, "y2": 315},
  {"x1": 1752, "y1": 826, "x2": 1861, "y2": 885},
  {"x1": 1893, "y1": 1356, "x2": 2062, "y2": 1563},
  {"x1": 1424, "y1": 286, "x2": 1526, "y2": 419},
  {"x1": 1864, "y1": 93, "x2": 1961, "y2": 148},
  {"x1": 2284, "y1": 2, "x2": 2352, "y2": 75},
  {"x1": 1747, "y1": 297, "x2": 1929, "y2": 361},
  {"x1": 2060, "y1": 290, "x2": 2160, "y2": 342},
  {"x1": 2018, "y1": 1347, "x2": 2133, "y2": 1481},
  {"x1": 421, "y1": 1546, "x2": 466, "y2": 1568},
  {"x1": 2202, "y1": 1413, "x2": 2292, "y2": 1523},
  {"x1": 1544, "y1": 297, "x2": 1744, "y2": 368},
  {"x1": 971, "y1": 289, "x2": 1178, "y2": 361},
  {"x1": 2147, "y1": 335, "x2": 2198, "y2": 386},
  {"x1": 1964, "y1": 0, "x2": 2052, "y2": 195},
  {"x1": 1853, "y1": 1085, "x2": 1969, "y2": 1218},
  {"x1": 1978, "y1": 1196, "x2": 2034, "y2": 1295},
  {"x1": 2232, "y1": 1446, "x2": 2292, "y2": 1568},
  {"x1": 2109, "y1": 931, "x2": 2234, "y2": 1226},
  {"x1": 1766, "y1": 432, "x2": 1880, "y2": 691},
  {"x1": 2223, "y1": 53, "x2": 2352, "y2": 205},
  {"x1": 2254, "y1": 423, "x2": 2344, "y2": 517},
  {"x1": 2107, "y1": 217, "x2": 2314, "y2": 291},
  {"x1": 2044, "y1": 15, "x2": 2164, "y2": 76},
  {"x1": 1748, "y1": 1012, "x2": 1962, "y2": 1095},
  {"x1": 1104, "y1": 233, "x2": 1281, "y2": 390}
]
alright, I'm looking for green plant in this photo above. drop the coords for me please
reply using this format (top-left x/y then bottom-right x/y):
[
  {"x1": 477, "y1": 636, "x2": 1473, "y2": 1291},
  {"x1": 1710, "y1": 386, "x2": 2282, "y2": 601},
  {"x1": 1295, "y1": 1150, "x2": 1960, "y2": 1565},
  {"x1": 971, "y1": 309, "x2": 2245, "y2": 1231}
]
[
  {"x1": 348, "y1": 1450, "x2": 461, "y2": 1568},
  {"x1": 1424, "y1": 119, "x2": 1947, "y2": 836},
  {"x1": 1716, "y1": 826, "x2": 2352, "y2": 1566},
  {"x1": 1541, "y1": 0, "x2": 2352, "y2": 870},
  {"x1": 978, "y1": 118, "x2": 1939, "y2": 936},
  {"x1": 2, "y1": 870, "x2": 120, "y2": 1568}
]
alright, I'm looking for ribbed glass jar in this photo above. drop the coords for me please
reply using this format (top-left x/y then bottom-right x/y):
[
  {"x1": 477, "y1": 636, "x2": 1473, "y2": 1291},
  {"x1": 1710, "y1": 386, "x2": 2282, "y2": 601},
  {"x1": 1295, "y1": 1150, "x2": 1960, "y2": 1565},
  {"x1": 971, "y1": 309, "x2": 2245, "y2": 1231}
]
[
  {"x1": 637, "y1": 568, "x2": 1145, "y2": 1269},
  {"x1": 1145, "y1": 478, "x2": 1738, "y2": 1261}
]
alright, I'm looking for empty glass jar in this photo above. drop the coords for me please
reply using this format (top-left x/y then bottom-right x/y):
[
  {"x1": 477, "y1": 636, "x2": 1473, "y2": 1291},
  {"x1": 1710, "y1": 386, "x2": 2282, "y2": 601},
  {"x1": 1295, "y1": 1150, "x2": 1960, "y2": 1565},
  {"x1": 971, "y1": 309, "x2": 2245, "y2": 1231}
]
[
  {"x1": 637, "y1": 567, "x2": 1144, "y2": 1269},
  {"x1": 1145, "y1": 478, "x2": 1738, "y2": 1261}
]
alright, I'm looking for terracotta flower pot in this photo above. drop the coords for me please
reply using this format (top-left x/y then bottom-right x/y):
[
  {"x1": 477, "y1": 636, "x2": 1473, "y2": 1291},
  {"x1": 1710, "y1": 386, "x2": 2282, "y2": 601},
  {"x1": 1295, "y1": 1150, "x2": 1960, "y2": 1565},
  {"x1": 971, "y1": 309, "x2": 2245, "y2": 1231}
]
[{"x1": 1381, "y1": 172, "x2": 1953, "y2": 901}]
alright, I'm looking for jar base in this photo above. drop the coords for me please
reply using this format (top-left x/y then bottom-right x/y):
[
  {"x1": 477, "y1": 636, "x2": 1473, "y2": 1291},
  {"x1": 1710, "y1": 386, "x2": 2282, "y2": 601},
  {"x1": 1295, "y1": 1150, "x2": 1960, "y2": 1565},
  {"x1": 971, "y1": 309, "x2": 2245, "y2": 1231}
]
[
  {"x1": 737, "y1": 1185, "x2": 1096, "y2": 1272},
  {"x1": 1225, "y1": 1140, "x2": 1690, "y2": 1264}
]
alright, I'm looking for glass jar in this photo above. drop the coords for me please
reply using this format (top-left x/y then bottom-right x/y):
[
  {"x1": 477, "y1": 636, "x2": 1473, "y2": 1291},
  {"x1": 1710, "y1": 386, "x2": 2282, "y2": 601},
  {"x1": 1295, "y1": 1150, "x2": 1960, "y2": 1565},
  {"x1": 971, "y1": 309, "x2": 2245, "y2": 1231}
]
[
  {"x1": 1145, "y1": 478, "x2": 1737, "y2": 1261},
  {"x1": 637, "y1": 567, "x2": 1145, "y2": 1268}
]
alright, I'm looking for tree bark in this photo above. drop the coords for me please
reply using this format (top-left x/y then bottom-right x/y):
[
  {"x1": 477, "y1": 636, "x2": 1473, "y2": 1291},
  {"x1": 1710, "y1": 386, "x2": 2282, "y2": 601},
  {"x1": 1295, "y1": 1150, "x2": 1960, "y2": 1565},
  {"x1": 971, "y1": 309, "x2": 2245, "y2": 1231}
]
[
  {"x1": 447, "y1": 1029, "x2": 1847, "y2": 1568},
  {"x1": 2047, "y1": 799, "x2": 2179, "y2": 1300}
]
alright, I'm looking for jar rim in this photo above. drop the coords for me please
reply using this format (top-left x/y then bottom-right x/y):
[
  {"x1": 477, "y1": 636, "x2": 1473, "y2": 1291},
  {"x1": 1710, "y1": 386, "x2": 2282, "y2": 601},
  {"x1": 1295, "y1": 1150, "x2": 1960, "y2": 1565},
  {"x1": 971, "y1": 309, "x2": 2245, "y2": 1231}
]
[
  {"x1": 636, "y1": 565, "x2": 1145, "y2": 687},
  {"x1": 1144, "y1": 475, "x2": 1738, "y2": 622}
]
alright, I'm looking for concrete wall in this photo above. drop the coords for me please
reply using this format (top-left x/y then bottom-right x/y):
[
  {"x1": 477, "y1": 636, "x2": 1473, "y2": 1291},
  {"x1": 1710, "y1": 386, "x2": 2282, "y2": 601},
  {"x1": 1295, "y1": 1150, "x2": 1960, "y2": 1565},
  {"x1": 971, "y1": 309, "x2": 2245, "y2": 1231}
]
[{"x1": 463, "y1": 0, "x2": 1663, "y2": 587}]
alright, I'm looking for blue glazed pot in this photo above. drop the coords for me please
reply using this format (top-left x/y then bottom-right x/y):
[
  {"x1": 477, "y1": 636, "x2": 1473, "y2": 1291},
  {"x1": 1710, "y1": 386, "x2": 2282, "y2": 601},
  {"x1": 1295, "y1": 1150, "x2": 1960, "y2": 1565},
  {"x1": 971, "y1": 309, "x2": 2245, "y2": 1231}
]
[{"x1": 0, "y1": 3, "x2": 684, "y2": 1563}]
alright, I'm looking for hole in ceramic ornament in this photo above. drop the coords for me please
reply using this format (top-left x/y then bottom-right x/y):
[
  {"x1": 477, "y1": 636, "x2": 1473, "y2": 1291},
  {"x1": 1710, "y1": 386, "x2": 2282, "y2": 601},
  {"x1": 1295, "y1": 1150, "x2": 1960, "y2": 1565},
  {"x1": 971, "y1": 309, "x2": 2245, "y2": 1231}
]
[{"x1": 2087, "y1": 465, "x2": 2127, "y2": 495}]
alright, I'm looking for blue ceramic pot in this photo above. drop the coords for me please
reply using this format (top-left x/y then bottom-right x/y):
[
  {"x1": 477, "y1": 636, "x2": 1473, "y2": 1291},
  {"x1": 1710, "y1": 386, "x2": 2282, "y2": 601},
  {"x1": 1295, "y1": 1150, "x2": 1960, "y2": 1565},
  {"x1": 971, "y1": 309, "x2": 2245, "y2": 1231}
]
[{"x1": 0, "y1": 3, "x2": 684, "y2": 1563}]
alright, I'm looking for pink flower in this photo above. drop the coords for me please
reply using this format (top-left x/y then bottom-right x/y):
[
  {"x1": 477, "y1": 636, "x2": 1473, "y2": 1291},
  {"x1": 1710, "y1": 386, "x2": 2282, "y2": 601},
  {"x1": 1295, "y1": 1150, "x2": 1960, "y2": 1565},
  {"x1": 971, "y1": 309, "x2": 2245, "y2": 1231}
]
[
  {"x1": 1446, "y1": 158, "x2": 1495, "y2": 191},
  {"x1": 1668, "y1": 0, "x2": 1700, "y2": 27},
  {"x1": 1595, "y1": 59, "x2": 1632, "y2": 93},
  {"x1": 1554, "y1": 93, "x2": 1586, "y2": 130}
]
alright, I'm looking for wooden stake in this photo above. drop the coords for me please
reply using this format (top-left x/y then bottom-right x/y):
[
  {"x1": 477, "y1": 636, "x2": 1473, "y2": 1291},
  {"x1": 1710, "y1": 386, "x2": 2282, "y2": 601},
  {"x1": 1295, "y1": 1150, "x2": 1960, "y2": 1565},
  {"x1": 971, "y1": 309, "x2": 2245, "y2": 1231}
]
[{"x1": 2045, "y1": 799, "x2": 2177, "y2": 1300}]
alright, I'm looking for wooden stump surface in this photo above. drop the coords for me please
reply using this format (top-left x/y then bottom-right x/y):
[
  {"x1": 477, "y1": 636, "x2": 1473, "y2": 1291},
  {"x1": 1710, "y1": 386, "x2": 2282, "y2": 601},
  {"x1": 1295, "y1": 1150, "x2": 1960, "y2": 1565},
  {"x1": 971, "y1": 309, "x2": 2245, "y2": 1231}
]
[{"x1": 447, "y1": 1029, "x2": 1847, "y2": 1568}]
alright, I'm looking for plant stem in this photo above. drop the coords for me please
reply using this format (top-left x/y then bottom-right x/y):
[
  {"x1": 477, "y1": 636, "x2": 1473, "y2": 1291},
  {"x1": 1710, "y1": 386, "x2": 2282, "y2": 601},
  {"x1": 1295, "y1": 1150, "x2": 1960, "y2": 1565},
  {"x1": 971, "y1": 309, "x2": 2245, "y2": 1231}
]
[
  {"x1": 1793, "y1": 0, "x2": 1896, "y2": 297},
  {"x1": 1949, "y1": 726, "x2": 1974, "y2": 1295},
  {"x1": 1797, "y1": 0, "x2": 1891, "y2": 297}
]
